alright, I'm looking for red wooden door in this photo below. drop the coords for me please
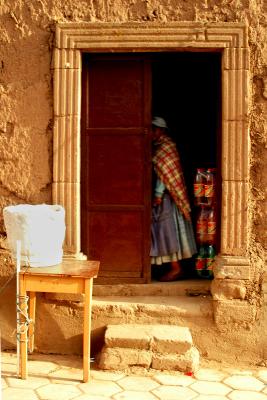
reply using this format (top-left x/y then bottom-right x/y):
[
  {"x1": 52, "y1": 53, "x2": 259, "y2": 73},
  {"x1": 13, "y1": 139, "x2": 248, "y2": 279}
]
[{"x1": 81, "y1": 55, "x2": 151, "y2": 283}]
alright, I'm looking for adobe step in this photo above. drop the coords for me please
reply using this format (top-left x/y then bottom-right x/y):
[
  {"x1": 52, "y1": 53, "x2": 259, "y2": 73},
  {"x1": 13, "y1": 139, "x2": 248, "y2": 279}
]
[
  {"x1": 92, "y1": 294, "x2": 214, "y2": 360},
  {"x1": 92, "y1": 294, "x2": 213, "y2": 323},
  {"x1": 93, "y1": 279, "x2": 211, "y2": 297},
  {"x1": 98, "y1": 324, "x2": 200, "y2": 372}
]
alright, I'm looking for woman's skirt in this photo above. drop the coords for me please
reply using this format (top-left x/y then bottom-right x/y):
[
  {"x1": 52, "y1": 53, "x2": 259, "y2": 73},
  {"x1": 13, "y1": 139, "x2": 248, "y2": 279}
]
[{"x1": 150, "y1": 193, "x2": 197, "y2": 265}]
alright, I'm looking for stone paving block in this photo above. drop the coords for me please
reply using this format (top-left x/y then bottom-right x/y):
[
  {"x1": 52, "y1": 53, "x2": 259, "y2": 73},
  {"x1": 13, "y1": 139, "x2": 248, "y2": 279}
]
[
  {"x1": 152, "y1": 385, "x2": 197, "y2": 400},
  {"x1": 98, "y1": 347, "x2": 152, "y2": 370},
  {"x1": 224, "y1": 375, "x2": 265, "y2": 391},
  {"x1": 190, "y1": 380, "x2": 231, "y2": 396},
  {"x1": 105, "y1": 324, "x2": 151, "y2": 350},
  {"x1": 78, "y1": 379, "x2": 122, "y2": 397},
  {"x1": 90, "y1": 370, "x2": 126, "y2": 381},
  {"x1": 194, "y1": 367, "x2": 228, "y2": 382},
  {"x1": 229, "y1": 390, "x2": 267, "y2": 399},
  {"x1": 73, "y1": 396, "x2": 111, "y2": 400},
  {"x1": 113, "y1": 391, "x2": 158, "y2": 399},
  {"x1": 220, "y1": 367, "x2": 254, "y2": 376},
  {"x1": 1, "y1": 360, "x2": 17, "y2": 375},
  {"x1": 3, "y1": 387, "x2": 39, "y2": 400},
  {"x1": 153, "y1": 372, "x2": 195, "y2": 386},
  {"x1": 152, "y1": 347, "x2": 199, "y2": 373},
  {"x1": 6, "y1": 375, "x2": 50, "y2": 389},
  {"x1": 258, "y1": 369, "x2": 267, "y2": 383},
  {"x1": 28, "y1": 360, "x2": 59, "y2": 375},
  {"x1": 4, "y1": 352, "x2": 267, "y2": 400},
  {"x1": 49, "y1": 367, "x2": 83, "y2": 383},
  {"x1": 1, "y1": 352, "x2": 17, "y2": 362},
  {"x1": 41, "y1": 354, "x2": 83, "y2": 369},
  {"x1": 116, "y1": 376, "x2": 159, "y2": 391},
  {"x1": 196, "y1": 396, "x2": 229, "y2": 400},
  {"x1": 151, "y1": 325, "x2": 193, "y2": 354},
  {"x1": 36, "y1": 383, "x2": 82, "y2": 400}
]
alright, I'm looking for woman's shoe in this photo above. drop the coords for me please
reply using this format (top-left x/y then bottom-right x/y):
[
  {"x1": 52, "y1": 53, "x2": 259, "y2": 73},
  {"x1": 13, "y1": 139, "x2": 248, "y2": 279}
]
[{"x1": 159, "y1": 269, "x2": 184, "y2": 282}]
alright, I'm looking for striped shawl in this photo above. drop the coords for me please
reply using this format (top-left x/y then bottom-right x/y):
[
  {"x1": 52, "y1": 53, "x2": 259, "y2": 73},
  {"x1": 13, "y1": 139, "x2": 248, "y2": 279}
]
[{"x1": 153, "y1": 136, "x2": 191, "y2": 220}]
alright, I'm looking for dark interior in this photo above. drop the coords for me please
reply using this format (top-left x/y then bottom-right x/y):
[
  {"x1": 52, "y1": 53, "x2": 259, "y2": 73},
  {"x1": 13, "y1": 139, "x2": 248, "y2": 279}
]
[
  {"x1": 151, "y1": 52, "x2": 222, "y2": 277},
  {"x1": 152, "y1": 52, "x2": 221, "y2": 202}
]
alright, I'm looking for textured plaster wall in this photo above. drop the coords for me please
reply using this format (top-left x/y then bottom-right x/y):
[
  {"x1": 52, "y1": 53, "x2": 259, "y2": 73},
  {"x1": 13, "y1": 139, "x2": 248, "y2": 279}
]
[{"x1": 0, "y1": 0, "x2": 266, "y2": 363}]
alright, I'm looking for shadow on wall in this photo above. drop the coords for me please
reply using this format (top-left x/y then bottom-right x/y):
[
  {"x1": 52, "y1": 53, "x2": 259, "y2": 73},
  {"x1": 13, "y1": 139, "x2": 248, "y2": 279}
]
[
  {"x1": 91, "y1": 326, "x2": 106, "y2": 358},
  {"x1": 34, "y1": 297, "x2": 83, "y2": 356},
  {"x1": 35, "y1": 302, "x2": 106, "y2": 359}
]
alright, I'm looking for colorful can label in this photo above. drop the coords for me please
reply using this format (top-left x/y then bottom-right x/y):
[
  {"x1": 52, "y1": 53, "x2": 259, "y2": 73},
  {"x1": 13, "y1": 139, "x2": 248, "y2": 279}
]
[
  {"x1": 194, "y1": 183, "x2": 205, "y2": 197},
  {"x1": 197, "y1": 221, "x2": 207, "y2": 234},
  {"x1": 196, "y1": 258, "x2": 206, "y2": 270},
  {"x1": 205, "y1": 184, "x2": 215, "y2": 198},
  {"x1": 207, "y1": 221, "x2": 216, "y2": 234}
]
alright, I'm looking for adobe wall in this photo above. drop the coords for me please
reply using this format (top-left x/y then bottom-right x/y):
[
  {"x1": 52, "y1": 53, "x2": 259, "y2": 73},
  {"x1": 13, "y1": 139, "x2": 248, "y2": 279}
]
[{"x1": 0, "y1": 1, "x2": 266, "y2": 364}]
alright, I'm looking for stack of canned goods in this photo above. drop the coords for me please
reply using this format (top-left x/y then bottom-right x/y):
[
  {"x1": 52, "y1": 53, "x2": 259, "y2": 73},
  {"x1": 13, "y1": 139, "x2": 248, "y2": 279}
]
[{"x1": 193, "y1": 168, "x2": 217, "y2": 279}]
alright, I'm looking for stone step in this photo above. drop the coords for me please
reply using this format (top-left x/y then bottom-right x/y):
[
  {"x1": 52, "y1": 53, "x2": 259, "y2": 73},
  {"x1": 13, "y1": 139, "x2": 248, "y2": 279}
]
[
  {"x1": 92, "y1": 294, "x2": 213, "y2": 322},
  {"x1": 93, "y1": 279, "x2": 211, "y2": 297},
  {"x1": 92, "y1": 295, "x2": 214, "y2": 361},
  {"x1": 104, "y1": 324, "x2": 193, "y2": 352},
  {"x1": 98, "y1": 324, "x2": 200, "y2": 372}
]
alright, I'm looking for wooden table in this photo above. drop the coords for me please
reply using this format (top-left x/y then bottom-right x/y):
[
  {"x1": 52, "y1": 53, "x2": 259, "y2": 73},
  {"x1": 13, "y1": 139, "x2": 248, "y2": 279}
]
[{"x1": 18, "y1": 259, "x2": 99, "y2": 382}]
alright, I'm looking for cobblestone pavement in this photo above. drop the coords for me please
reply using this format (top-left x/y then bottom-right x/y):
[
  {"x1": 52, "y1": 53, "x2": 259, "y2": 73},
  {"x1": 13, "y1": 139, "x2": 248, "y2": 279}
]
[{"x1": 2, "y1": 351, "x2": 267, "y2": 399}]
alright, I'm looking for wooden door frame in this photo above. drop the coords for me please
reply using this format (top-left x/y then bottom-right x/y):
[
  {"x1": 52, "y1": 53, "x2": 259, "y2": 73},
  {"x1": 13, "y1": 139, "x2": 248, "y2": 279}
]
[{"x1": 52, "y1": 22, "x2": 250, "y2": 278}]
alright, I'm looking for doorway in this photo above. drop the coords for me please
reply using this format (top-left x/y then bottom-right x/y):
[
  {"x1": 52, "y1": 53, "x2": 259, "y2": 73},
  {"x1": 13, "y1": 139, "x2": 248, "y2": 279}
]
[
  {"x1": 81, "y1": 52, "x2": 221, "y2": 283},
  {"x1": 151, "y1": 53, "x2": 221, "y2": 278}
]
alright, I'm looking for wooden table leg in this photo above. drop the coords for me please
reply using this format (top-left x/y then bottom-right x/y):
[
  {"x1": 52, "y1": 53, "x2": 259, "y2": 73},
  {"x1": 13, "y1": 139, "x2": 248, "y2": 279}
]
[
  {"x1": 83, "y1": 278, "x2": 93, "y2": 383},
  {"x1": 28, "y1": 292, "x2": 36, "y2": 353},
  {"x1": 19, "y1": 275, "x2": 28, "y2": 379}
]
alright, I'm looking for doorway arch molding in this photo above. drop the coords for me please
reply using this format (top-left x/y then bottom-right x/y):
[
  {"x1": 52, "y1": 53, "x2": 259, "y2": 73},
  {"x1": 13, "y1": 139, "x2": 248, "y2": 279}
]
[{"x1": 53, "y1": 22, "x2": 250, "y2": 274}]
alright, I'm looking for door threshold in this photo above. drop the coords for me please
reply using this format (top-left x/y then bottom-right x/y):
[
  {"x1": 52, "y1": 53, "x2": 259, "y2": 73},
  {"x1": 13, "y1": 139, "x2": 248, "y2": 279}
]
[{"x1": 93, "y1": 278, "x2": 211, "y2": 297}]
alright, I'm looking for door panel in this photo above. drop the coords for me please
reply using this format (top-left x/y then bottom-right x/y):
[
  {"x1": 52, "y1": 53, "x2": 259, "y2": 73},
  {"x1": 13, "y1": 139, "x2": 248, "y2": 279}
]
[
  {"x1": 88, "y1": 59, "x2": 144, "y2": 128},
  {"x1": 87, "y1": 135, "x2": 144, "y2": 205},
  {"x1": 81, "y1": 55, "x2": 151, "y2": 283},
  {"x1": 88, "y1": 211, "x2": 143, "y2": 275}
]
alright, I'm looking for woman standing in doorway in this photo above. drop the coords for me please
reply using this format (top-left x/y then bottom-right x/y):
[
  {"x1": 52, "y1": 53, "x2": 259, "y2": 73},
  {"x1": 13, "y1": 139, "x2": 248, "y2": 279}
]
[{"x1": 150, "y1": 117, "x2": 197, "y2": 281}]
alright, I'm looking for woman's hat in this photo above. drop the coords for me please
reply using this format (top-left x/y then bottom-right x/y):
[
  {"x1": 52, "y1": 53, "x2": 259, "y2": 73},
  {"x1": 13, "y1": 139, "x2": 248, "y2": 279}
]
[{"x1": 152, "y1": 116, "x2": 168, "y2": 128}]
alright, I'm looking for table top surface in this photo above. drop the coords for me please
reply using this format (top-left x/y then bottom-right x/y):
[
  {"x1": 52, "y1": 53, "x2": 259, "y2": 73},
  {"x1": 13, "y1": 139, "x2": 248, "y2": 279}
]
[{"x1": 19, "y1": 259, "x2": 100, "y2": 279}]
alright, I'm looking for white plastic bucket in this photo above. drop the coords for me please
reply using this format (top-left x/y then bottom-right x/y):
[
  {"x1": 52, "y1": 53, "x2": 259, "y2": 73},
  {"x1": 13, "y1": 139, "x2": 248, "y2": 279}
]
[{"x1": 3, "y1": 204, "x2": 66, "y2": 267}]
